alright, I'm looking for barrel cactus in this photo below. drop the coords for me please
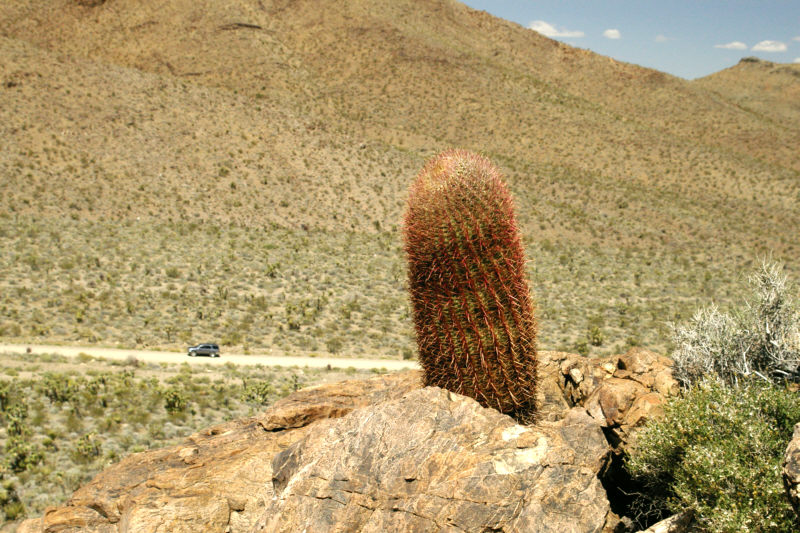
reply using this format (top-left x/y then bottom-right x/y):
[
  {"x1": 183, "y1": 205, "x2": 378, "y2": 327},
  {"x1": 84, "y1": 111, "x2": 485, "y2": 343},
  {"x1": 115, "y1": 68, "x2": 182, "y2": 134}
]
[{"x1": 403, "y1": 149, "x2": 538, "y2": 422}]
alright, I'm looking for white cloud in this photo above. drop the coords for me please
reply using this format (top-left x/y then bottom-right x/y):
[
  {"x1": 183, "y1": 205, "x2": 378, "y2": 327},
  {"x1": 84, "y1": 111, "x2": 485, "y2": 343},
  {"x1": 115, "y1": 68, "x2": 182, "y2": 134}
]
[
  {"x1": 528, "y1": 20, "x2": 584, "y2": 38},
  {"x1": 655, "y1": 34, "x2": 669, "y2": 43},
  {"x1": 795, "y1": 58, "x2": 800, "y2": 64},
  {"x1": 752, "y1": 40, "x2": 787, "y2": 52},
  {"x1": 714, "y1": 41, "x2": 748, "y2": 50},
  {"x1": 603, "y1": 29, "x2": 621, "y2": 40},
  {"x1": 793, "y1": 36, "x2": 800, "y2": 42}
]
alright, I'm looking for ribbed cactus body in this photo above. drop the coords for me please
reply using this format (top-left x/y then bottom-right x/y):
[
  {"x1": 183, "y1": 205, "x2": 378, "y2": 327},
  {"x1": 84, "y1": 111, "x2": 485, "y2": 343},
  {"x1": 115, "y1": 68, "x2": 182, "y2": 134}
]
[{"x1": 403, "y1": 149, "x2": 538, "y2": 421}]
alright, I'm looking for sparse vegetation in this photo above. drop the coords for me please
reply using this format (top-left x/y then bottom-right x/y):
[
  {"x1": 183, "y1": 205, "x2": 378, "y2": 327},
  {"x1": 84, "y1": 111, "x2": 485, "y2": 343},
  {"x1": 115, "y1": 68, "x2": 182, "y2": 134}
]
[{"x1": 0, "y1": 214, "x2": 773, "y2": 359}]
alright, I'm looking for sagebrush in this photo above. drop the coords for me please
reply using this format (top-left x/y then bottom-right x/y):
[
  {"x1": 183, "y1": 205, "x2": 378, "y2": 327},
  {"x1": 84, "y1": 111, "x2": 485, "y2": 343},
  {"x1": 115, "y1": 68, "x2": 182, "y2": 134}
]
[{"x1": 671, "y1": 260, "x2": 800, "y2": 387}]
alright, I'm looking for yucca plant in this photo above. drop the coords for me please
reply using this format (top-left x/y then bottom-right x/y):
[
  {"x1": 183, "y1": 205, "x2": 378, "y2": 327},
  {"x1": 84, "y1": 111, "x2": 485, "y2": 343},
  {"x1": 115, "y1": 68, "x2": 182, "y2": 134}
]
[{"x1": 403, "y1": 149, "x2": 538, "y2": 422}]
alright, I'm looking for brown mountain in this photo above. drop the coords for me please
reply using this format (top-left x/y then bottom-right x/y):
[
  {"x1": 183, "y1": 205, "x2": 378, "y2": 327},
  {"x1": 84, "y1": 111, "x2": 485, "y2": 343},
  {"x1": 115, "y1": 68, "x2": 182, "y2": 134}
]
[
  {"x1": 0, "y1": 0, "x2": 798, "y2": 355},
  {"x1": 695, "y1": 57, "x2": 800, "y2": 127},
  {"x1": 2, "y1": 0, "x2": 798, "y2": 252}
]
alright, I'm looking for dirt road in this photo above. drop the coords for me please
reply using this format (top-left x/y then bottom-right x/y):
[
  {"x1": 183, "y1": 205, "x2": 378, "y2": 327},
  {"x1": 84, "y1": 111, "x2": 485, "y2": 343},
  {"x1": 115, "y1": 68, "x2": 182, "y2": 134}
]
[{"x1": 0, "y1": 344, "x2": 420, "y2": 371}]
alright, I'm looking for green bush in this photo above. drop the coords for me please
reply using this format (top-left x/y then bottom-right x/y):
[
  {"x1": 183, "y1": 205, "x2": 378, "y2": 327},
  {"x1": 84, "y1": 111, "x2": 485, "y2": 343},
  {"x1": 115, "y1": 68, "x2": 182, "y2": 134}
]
[
  {"x1": 4, "y1": 437, "x2": 43, "y2": 473},
  {"x1": 240, "y1": 380, "x2": 275, "y2": 404},
  {"x1": 163, "y1": 387, "x2": 187, "y2": 414},
  {"x1": 626, "y1": 379, "x2": 800, "y2": 532}
]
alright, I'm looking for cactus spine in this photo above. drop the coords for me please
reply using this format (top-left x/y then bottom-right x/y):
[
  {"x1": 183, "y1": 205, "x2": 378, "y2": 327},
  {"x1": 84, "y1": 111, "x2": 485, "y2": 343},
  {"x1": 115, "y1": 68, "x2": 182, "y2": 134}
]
[{"x1": 403, "y1": 149, "x2": 538, "y2": 422}]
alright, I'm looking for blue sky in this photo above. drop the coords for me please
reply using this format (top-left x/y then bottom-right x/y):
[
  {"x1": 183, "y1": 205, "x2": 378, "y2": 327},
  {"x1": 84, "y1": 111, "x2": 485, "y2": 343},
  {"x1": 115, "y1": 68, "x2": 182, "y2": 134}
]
[{"x1": 459, "y1": 1, "x2": 800, "y2": 79}]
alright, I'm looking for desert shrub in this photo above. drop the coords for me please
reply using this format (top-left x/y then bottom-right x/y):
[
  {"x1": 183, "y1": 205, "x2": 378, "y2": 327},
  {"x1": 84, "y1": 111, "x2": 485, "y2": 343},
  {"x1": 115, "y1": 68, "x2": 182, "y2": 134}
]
[
  {"x1": 3, "y1": 402, "x2": 29, "y2": 437},
  {"x1": 39, "y1": 374, "x2": 80, "y2": 404},
  {"x1": 626, "y1": 379, "x2": 800, "y2": 532},
  {"x1": 0, "y1": 380, "x2": 13, "y2": 412},
  {"x1": 76, "y1": 352, "x2": 94, "y2": 364},
  {"x1": 671, "y1": 260, "x2": 799, "y2": 387},
  {"x1": 4, "y1": 437, "x2": 43, "y2": 473},
  {"x1": 0, "y1": 479, "x2": 25, "y2": 522},
  {"x1": 588, "y1": 326, "x2": 604, "y2": 346},
  {"x1": 325, "y1": 337, "x2": 344, "y2": 354},
  {"x1": 163, "y1": 387, "x2": 187, "y2": 414},
  {"x1": 240, "y1": 380, "x2": 275, "y2": 404},
  {"x1": 71, "y1": 433, "x2": 102, "y2": 463}
]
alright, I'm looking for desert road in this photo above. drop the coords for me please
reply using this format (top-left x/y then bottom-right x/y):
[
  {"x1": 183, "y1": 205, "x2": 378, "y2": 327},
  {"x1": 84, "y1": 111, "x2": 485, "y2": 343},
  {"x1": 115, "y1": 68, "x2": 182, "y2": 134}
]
[{"x1": 0, "y1": 344, "x2": 420, "y2": 371}]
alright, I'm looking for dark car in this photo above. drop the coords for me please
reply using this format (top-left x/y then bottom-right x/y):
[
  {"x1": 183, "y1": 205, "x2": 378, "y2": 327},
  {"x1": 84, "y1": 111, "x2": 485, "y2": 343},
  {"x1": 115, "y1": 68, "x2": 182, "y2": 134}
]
[{"x1": 187, "y1": 343, "x2": 220, "y2": 357}]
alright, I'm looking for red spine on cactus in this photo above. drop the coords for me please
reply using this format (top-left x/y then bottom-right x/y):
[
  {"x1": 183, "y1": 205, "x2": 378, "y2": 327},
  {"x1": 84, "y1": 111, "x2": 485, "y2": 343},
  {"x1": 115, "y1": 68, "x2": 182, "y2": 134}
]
[{"x1": 403, "y1": 149, "x2": 538, "y2": 422}]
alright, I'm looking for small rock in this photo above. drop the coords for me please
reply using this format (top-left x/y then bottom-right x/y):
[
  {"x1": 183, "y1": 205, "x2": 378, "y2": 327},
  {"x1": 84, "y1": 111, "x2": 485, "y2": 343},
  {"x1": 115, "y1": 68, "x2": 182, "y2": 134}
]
[
  {"x1": 178, "y1": 446, "x2": 199, "y2": 463},
  {"x1": 783, "y1": 422, "x2": 800, "y2": 515},
  {"x1": 636, "y1": 509, "x2": 693, "y2": 533}
]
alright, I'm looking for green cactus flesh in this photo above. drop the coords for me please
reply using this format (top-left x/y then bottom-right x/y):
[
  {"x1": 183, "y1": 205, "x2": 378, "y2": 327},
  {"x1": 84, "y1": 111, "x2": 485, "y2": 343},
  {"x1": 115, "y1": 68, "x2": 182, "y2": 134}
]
[{"x1": 403, "y1": 149, "x2": 538, "y2": 421}]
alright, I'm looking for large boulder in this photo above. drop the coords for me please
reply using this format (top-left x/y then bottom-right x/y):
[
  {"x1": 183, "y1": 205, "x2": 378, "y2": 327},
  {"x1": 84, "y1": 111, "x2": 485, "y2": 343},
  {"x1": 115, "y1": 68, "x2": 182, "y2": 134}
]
[
  {"x1": 256, "y1": 388, "x2": 611, "y2": 532},
  {"x1": 17, "y1": 349, "x2": 677, "y2": 533}
]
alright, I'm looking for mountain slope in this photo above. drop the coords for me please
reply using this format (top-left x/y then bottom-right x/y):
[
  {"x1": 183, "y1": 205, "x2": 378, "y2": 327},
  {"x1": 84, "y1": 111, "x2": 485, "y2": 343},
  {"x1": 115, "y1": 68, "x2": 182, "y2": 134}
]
[
  {"x1": 4, "y1": 0, "x2": 798, "y2": 171},
  {"x1": 0, "y1": 0, "x2": 798, "y2": 356},
  {"x1": 694, "y1": 57, "x2": 800, "y2": 127},
  {"x1": 1, "y1": 0, "x2": 798, "y2": 256},
  {"x1": 0, "y1": 35, "x2": 417, "y2": 230}
]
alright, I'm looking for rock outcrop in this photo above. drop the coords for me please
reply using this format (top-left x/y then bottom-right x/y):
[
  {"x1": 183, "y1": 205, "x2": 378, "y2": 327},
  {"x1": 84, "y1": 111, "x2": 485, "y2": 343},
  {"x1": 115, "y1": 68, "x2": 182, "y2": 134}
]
[
  {"x1": 257, "y1": 389, "x2": 611, "y2": 532},
  {"x1": 783, "y1": 422, "x2": 800, "y2": 516},
  {"x1": 18, "y1": 349, "x2": 678, "y2": 533}
]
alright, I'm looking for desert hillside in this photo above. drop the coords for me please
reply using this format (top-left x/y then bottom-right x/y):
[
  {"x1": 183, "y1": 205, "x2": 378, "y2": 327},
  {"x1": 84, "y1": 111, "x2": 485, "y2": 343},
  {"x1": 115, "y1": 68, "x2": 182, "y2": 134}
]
[
  {"x1": 695, "y1": 57, "x2": 800, "y2": 127},
  {"x1": 0, "y1": 0, "x2": 798, "y2": 356}
]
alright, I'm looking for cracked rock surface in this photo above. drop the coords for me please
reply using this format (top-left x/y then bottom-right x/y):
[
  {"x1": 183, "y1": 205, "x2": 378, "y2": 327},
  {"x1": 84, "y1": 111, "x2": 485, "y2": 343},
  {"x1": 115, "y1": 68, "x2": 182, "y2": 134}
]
[
  {"x1": 17, "y1": 349, "x2": 677, "y2": 533},
  {"x1": 783, "y1": 422, "x2": 800, "y2": 516},
  {"x1": 255, "y1": 387, "x2": 612, "y2": 533}
]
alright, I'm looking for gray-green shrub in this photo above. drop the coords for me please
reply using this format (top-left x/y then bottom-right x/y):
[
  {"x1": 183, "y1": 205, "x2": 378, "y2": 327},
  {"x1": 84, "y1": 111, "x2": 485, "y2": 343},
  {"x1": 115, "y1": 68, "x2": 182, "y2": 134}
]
[{"x1": 671, "y1": 260, "x2": 799, "y2": 387}]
